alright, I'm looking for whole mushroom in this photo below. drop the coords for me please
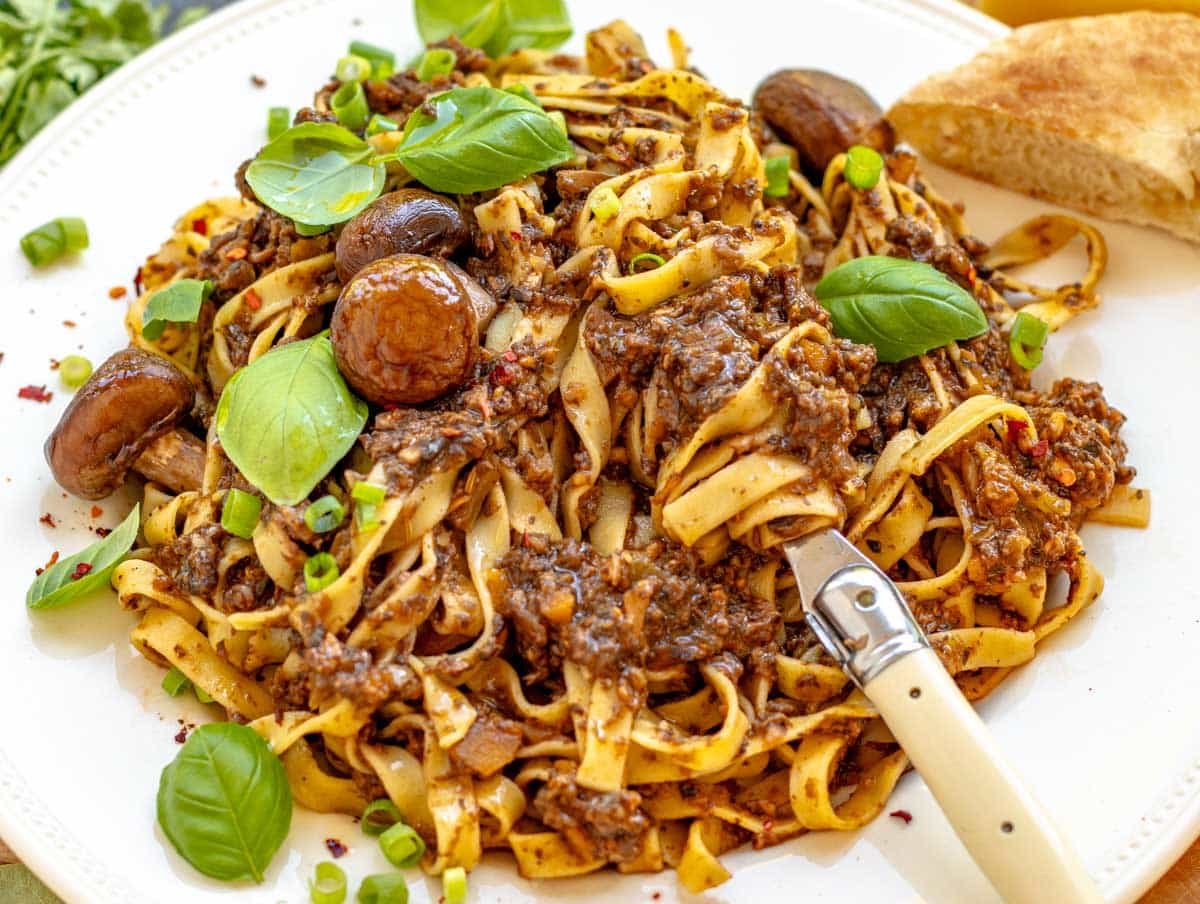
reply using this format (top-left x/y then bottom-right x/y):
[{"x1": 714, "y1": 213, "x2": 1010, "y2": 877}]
[
  {"x1": 45, "y1": 347, "x2": 206, "y2": 499},
  {"x1": 753, "y1": 69, "x2": 894, "y2": 177},
  {"x1": 334, "y1": 188, "x2": 469, "y2": 283},
  {"x1": 331, "y1": 253, "x2": 497, "y2": 407}
]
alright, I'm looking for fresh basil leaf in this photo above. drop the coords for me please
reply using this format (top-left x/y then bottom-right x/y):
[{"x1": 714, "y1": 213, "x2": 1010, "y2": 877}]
[
  {"x1": 215, "y1": 334, "x2": 368, "y2": 506},
  {"x1": 142, "y1": 278, "x2": 212, "y2": 340},
  {"x1": 390, "y1": 85, "x2": 572, "y2": 194},
  {"x1": 813, "y1": 256, "x2": 989, "y2": 363},
  {"x1": 157, "y1": 722, "x2": 292, "y2": 883},
  {"x1": 26, "y1": 505, "x2": 140, "y2": 610},
  {"x1": 245, "y1": 122, "x2": 385, "y2": 227},
  {"x1": 413, "y1": 0, "x2": 571, "y2": 58}
]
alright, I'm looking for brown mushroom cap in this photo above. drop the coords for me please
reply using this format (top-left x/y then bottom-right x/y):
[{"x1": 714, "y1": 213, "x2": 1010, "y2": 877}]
[
  {"x1": 331, "y1": 253, "x2": 495, "y2": 407},
  {"x1": 45, "y1": 347, "x2": 196, "y2": 500},
  {"x1": 753, "y1": 69, "x2": 894, "y2": 176},
  {"x1": 335, "y1": 188, "x2": 469, "y2": 283}
]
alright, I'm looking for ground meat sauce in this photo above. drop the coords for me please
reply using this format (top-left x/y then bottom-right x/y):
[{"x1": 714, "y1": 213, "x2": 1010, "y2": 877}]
[
  {"x1": 195, "y1": 209, "x2": 335, "y2": 302},
  {"x1": 492, "y1": 537, "x2": 779, "y2": 692},
  {"x1": 152, "y1": 523, "x2": 225, "y2": 596},
  {"x1": 532, "y1": 768, "x2": 652, "y2": 864},
  {"x1": 299, "y1": 631, "x2": 421, "y2": 711}
]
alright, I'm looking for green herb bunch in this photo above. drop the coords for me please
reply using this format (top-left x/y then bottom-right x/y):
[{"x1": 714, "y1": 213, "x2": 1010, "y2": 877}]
[{"x1": 0, "y1": 0, "x2": 206, "y2": 166}]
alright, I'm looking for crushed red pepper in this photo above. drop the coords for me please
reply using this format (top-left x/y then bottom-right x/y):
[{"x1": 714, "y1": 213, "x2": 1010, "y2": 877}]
[
  {"x1": 94, "y1": 527, "x2": 112, "y2": 538},
  {"x1": 35, "y1": 551, "x2": 60, "y2": 576},
  {"x1": 18, "y1": 385, "x2": 52, "y2": 403},
  {"x1": 62, "y1": 320, "x2": 76, "y2": 328},
  {"x1": 245, "y1": 288, "x2": 262, "y2": 311},
  {"x1": 39, "y1": 513, "x2": 56, "y2": 528},
  {"x1": 108, "y1": 285, "x2": 127, "y2": 300},
  {"x1": 1030, "y1": 439, "x2": 1050, "y2": 458},
  {"x1": 71, "y1": 562, "x2": 93, "y2": 580},
  {"x1": 133, "y1": 267, "x2": 144, "y2": 296},
  {"x1": 90, "y1": 505, "x2": 103, "y2": 518},
  {"x1": 191, "y1": 218, "x2": 208, "y2": 236},
  {"x1": 889, "y1": 809, "x2": 913, "y2": 824},
  {"x1": 324, "y1": 838, "x2": 348, "y2": 858}
]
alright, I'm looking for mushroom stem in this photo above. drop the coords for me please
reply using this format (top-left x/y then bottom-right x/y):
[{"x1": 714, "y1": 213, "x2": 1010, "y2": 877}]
[{"x1": 134, "y1": 428, "x2": 206, "y2": 494}]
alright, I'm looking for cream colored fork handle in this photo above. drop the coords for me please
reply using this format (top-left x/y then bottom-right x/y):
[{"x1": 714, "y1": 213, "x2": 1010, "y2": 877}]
[{"x1": 865, "y1": 648, "x2": 1102, "y2": 904}]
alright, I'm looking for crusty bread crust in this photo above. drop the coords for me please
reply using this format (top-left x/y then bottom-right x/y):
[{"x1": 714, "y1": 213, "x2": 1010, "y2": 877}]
[{"x1": 887, "y1": 12, "x2": 1200, "y2": 243}]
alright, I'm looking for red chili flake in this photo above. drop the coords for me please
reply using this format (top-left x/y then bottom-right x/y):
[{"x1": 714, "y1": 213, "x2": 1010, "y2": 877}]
[
  {"x1": 94, "y1": 527, "x2": 112, "y2": 538},
  {"x1": 250, "y1": 74, "x2": 267, "y2": 87},
  {"x1": 1005, "y1": 418, "x2": 1027, "y2": 444},
  {"x1": 762, "y1": 817, "x2": 775, "y2": 833},
  {"x1": 35, "y1": 550, "x2": 60, "y2": 576},
  {"x1": 225, "y1": 246, "x2": 247, "y2": 261},
  {"x1": 71, "y1": 562, "x2": 93, "y2": 581},
  {"x1": 18, "y1": 385, "x2": 53, "y2": 403},
  {"x1": 133, "y1": 267, "x2": 144, "y2": 296},
  {"x1": 509, "y1": 230, "x2": 522, "y2": 242},
  {"x1": 889, "y1": 809, "x2": 913, "y2": 824},
  {"x1": 48, "y1": 358, "x2": 61, "y2": 370},
  {"x1": 108, "y1": 285, "x2": 127, "y2": 300},
  {"x1": 245, "y1": 288, "x2": 262, "y2": 311},
  {"x1": 491, "y1": 363, "x2": 514, "y2": 385},
  {"x1": 1031, "y1": 439, "x2": 1050, "y2": 459},
  {"x1": 324, "y1": 838, "x2": 348, "y2": 858},
  {"x1": 191, "y1": 218, "x2": 208, "y2": 236},
  {"x1": 62, "y1": 319, "x2": 77, "y2": 328},
  {"x1": 502, "y1": 349, "x2": 518, "y2": 362},
  {"x1": 90, "y1": 505, "x2": 103, "y2": 518},
  {"x1": 39, "y1": 513, "x2": 57, "y2": 528},
  {"x1": 174, "y1": 726, "x2": 189, "y2": 744}
]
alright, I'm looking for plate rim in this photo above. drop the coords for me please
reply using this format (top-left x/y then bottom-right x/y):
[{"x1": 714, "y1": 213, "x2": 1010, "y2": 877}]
[{"x1": 2, "y1": 1, "x2": 1193, "y2": 902}]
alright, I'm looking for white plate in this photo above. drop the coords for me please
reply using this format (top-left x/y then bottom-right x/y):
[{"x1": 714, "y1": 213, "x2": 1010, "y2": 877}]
[{"x1": 2, "y1": 0, "x2": 1199, "y2": 901}]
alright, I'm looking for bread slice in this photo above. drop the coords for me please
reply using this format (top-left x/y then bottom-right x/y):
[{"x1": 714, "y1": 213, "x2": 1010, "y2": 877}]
[{"x1": 887, "y1": 12, "x2": 1200, "y2": 243}]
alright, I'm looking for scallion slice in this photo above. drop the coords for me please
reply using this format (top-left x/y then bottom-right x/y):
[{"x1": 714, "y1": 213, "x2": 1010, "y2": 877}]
[
  {"x1": 415, "y1": 48, "x2": 455, "y2": 81},
  {"x1": 351, "y1": 481, "x2": 386, "y2": 505},
  {"x1": 356, "y1": 873, "x2": 409, "y2": 904},
  {"x1": 20, "y1": 217, "x2": 89, "y2": 267},
  {"x1": 350, "y1": 40, "x2": 396, "y2": 79},
  {"x1": 59, "y1": 355, "x2": 92, "y2": 389},
  {"x1": 361, "y1": 798, "x2": 402, "y2": 836},
  {"x1": 764, "y1": 155, "x2": 791, "y2": 198},
  {"x1": 162, "y1": 666, "x2": 191, "y2": 697},
  {"x1": 366, "y1": 114, "x2": 399, "y2": 136},
  {"x1": 267, "y1": 106, "x2": 290, "y2": 140},
  {"x1": 336, "y1": 54, "x2": 373, "y2": 83},
  {"x1": 1009, "y1": 311, "x2": 1049, "y2": 370},
  {"x1": 443, "y1": 866, "x2": 467, "y2": 904},
  {"x1": 844, "y1": 144, "x2": 884, "y2": 190},
  {"x1": 304, "y1": 552, "x2": 340, "y2": 592},
  {"x1": 193, "y1": 685, "x2": 214, "y2": 704},
  {"x1": 310, "y1": 861, "x2": 347, "y2": 904},
  {"x1": 378, "y1": 821, "x2": 425, "y2": 868},
  {"x1": 331, "y1": 79, "x2": 369, "y2": 132},
  {"x1": 305, "y1": 495, "x2": 346, "y2": 533},
  {"x1": 628, "y1": 252, "x2": 666, "y2": 274},
  {"x1": 220, "y1": 488, "x2": 262, "y2": 540}
]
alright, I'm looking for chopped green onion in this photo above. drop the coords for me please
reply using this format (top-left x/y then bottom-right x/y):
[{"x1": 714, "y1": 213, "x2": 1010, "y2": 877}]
[
  {"x1": 193, "y1": 685, "x2": 214, "y2": 704},
  {"x1": 588, "y1": 186, "x2": 620, "y2": 222},
  {"x1": 310, "y1": 861, "x2": 347, "y2": 904},
  {"x1": 220, "y1": 488, "x2": 262, "y2": 539},
  {"x1": 628, "y1": 252, "x2": 666, "y2": 274},
  {"x1": 20, "y1": 217, "x2": 89, "y2": 268},
  {"x1": 304, "y1": 552, "x2": 340, "y2": 592},
  {"x1": 356, "y1": 873, "x2": 409, "y2": 904},
  {"x1": 331, "y1": 80, "x2": 369, "y2": 132},
  {"x1": 415, "y1": 48, "x2": 456, "y2": 81},
  {"x1": 268, "y1": 106, "x2": 290, "y2": 140},
  {"x1": 355, "y1": 503, "x2": 380, "y2": 533},
  {"x1": 844, "y1": 145, "x2": 884, "y2": 190},
  {"x1": 764, "y1": 155, "x2": 791, "y2": 198},
  {"x1": 305, "y1": 495, "x2": 346, "y2": 533},
  {"x1": 336, "y1": 54, "x2": 373, "y2": 83},
  {"x1": 351, "y1": 481, "x2": 387, "y2": 505},
  {"x1": 59, "y1": 355, "x2": 92, "y2": 389},
  {"x1": 379, "y1": 821, "x2": 425, "y2": 868},
  {"x1": 367, "y1": 114, "x2": 399, "y2": 136},
  {"x1": 1009, "y1": 311, "x2": 1049, "y2": 370},
  {"x1": 350, "y1": 40, "x2": 396, "y2": 79},
  {"x1": 548, "y1": 110, "x2": 568, "y2": 136},
  {"x1": 443, "y1": 866, "x2": 467, "y2": 904},
  {"x1": 162, "y1": 666, "x2": 191, "y2": 697},
  {"x1": 361, "y1": 798, "x2": 402, "y2": 836}
]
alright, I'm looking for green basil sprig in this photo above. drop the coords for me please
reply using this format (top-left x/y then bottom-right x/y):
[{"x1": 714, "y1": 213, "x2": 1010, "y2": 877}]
[
  {"x1": 813, "y1": 256, "x2": 988, "y2": 363},
  {"x1": 215, "y1": 334, "x2": 367, "y2": 506},
  {"x1": 382, "y1": 85, "x2": 572, "y2": 194},
  {"x1": 157, "y1": 723, "x2": 292, "y2": 882},
  {"x1": 26, "y1": 505, "x2": 140, "y2": 610},
  {"x1": 244, "y1": 122, "x2": 385, "y2": 228},
  {"x1": 142, "y1": 278, "x2": 212, "y2": 340},
  {"x1": 414, "y1": 0, "x2": 572, "y2": 59}
]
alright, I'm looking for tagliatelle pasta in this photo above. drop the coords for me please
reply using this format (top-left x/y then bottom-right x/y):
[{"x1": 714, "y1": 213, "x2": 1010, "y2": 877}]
[{"x1": 75, "y1": 19, "x2": 1151, "y2": 891}]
